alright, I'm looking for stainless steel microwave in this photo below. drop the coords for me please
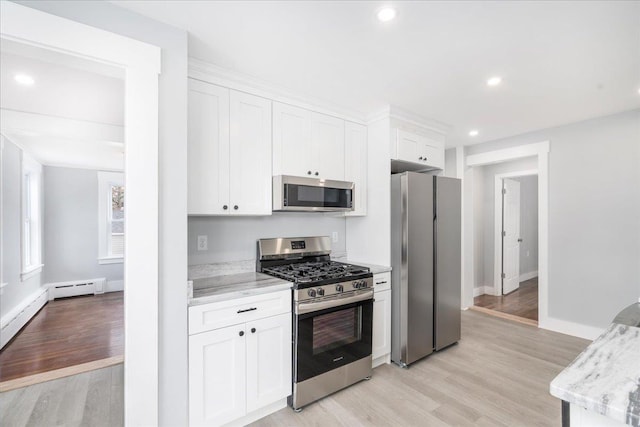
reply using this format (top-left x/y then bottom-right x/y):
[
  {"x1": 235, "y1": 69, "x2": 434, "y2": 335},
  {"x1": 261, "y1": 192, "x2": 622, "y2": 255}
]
[{"x1": 273, "y1": 175, "x2": 354, "y2": 212}]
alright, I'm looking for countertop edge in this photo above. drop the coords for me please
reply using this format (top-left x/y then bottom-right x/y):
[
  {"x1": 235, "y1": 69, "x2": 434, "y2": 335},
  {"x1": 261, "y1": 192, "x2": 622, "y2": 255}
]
[{"x1": 188, "y1": 281, "x2": 292, "y2": 306}]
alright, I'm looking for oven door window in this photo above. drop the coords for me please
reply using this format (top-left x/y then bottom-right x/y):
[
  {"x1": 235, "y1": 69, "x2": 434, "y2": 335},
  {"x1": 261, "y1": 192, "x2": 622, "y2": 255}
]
[
  {"x1": 296, "y1": 299, "x2": 372, "y2": 383},
  {"x1": 284, "y1": 184, "x2": 352, "y2": 209}
]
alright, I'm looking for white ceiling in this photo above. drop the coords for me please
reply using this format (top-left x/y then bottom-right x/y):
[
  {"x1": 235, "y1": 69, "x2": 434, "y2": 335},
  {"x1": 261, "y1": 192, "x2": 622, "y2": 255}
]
[
  {"x1": 114, "y1": 0, "x2": 640, "y2": 147},
  {"x1": 0, "y1": 39, "x2": 124, "y2": 170}
]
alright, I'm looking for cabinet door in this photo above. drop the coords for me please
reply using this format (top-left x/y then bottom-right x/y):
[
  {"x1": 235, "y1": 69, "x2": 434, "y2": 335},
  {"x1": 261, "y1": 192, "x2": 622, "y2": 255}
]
[
  {"x1": 189, "y1": 325, "x2": 246, "y2": 426},
  {"x1": 246, "y1": 313, "x2": 292, "y2": 412},
  {"x1": 272, "y1": 102, "x2": 312, "y2": 177},
  {"x1": 421, "y1": 141, "x2": 445, "y2": 170},
  {"x1": 311, "y1": 112, "x2": 345, "y2": 180},
  {"x1": 188, "y1": 79, "x2": 230, "y2": 215},
  {"x1": 372, "y1": 289, "x2": 391, "y2": 361},
  {"x1": 395, "y1": 129, "x2": 422, "y2": 163},
  {"x1": 229, "y1": 91, "x2": 272, "y2": 215},
  {"x1": 344, "y1": 122, "x2": 367, "y2": 216}
]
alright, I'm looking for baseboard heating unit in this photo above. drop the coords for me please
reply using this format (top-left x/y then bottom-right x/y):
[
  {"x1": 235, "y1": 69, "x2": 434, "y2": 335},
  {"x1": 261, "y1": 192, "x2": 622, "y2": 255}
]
[{"x1": 48, "y1": 278, "x2": 106, "y2": 300}]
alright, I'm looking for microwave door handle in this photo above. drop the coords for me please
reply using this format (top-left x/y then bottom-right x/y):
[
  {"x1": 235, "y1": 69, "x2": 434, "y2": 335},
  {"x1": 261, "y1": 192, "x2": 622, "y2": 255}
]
[{"x1": 295, "y1": 289, "x2": 373, "y2": 315}]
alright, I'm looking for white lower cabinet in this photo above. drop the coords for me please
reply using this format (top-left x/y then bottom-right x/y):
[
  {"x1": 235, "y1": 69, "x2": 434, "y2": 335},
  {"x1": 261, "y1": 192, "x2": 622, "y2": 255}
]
[
  {"x1": 189, "y1": 293, "x2": 292, "y2": 427},
  {"x1": 372, "y1": 272, "x2": 392, "y2": 367}
]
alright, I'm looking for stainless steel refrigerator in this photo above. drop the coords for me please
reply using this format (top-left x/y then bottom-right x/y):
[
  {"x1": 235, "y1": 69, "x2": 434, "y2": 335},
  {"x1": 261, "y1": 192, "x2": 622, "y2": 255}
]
[{"x1": 390, "y1": 172, "x2": 461, "y2": 367}]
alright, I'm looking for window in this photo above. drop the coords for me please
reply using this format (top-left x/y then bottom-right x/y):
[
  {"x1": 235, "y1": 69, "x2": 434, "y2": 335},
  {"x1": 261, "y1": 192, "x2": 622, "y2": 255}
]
[
  {"x1": 21, "y1": 154, "x2": 43, "y2": 280},
  {"x1": 98, "y1": 171, "x2": 124, "y2": 264}
]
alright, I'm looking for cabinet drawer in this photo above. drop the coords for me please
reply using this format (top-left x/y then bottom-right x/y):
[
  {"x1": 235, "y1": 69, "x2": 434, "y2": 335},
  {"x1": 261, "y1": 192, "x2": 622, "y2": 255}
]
[
  {"x1": 189, "y1": 289, "x2": 291, "y2": 335},
  {"x1": 373, "y1": 272, "x2": 391, "y2": 292}
]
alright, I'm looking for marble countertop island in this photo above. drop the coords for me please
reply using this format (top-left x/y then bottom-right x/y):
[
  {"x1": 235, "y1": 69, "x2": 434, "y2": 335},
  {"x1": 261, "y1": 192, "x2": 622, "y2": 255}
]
[{"x1": 550, "y1": 303, "x2": 640, "y2": 426}]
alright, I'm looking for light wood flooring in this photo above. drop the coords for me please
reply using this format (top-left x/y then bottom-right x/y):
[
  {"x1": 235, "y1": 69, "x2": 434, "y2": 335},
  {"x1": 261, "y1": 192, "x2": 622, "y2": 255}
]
[
  {"x1": 0, "y1": 364, "x2": 123, "y2": 427},
  {"x1": 0, "y1": 310, "x2": 588, "y2": 427},
  {"x1": 474, "y1": 277, "x2": 538, "y2": 322},
  {"x1": 0, "y1": 292, "x2": 124, "y2": 384}
]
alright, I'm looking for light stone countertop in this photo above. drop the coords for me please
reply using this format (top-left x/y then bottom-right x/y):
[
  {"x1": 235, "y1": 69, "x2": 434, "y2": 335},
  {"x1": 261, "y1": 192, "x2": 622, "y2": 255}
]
[
  {"x1": 188, "y1": 272, "x2": 292, "y2": 306},
  {"x1": 550, "y1": 306, "x2": 640, "y2": 426},
  {"x1": 344, "y1": 261, "x2": 392, "y2": 275}
]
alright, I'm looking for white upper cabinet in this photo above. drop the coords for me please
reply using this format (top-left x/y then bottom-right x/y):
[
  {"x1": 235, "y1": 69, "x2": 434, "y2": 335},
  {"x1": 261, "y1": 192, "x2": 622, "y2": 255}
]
[
  {"x1": 273, "y1": 102, "x2": 345, "y2": 181},
  {"x1": 344, "y1": 122, "x2": 367, "y2": 216},
  {"x1": 188, "y1": 79, "x2": 230, "y2": 215},
  {"x1": 311, "y1": 112, "x2": 345, "y2": 181},
  {"x1": 188, "y1": 78, "x2": 272, "y2": 216},
  {"x1": 392, "y1": 129, "x2": 445, "y2": 171},
  {"x1": 272, "y1": 103, "x2": 312, "y2": 178},
  {"x1": 229, "y1": 91, "x2": 272, "y2": 215}
]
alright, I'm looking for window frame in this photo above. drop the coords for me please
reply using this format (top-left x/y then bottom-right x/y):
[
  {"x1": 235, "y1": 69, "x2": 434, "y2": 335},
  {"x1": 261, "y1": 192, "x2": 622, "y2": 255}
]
[
  {"x1": 98, "y1": 171, "x2": 125, "y2": 264},
  {"x1": 21, "y1": 153, "x2": 43, "y2": 281}
]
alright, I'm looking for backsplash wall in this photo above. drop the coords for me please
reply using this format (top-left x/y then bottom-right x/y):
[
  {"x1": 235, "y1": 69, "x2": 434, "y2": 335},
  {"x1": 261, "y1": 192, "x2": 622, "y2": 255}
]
[{"x1": 188, "y1": 214, "x2": 347, "y2": 265}]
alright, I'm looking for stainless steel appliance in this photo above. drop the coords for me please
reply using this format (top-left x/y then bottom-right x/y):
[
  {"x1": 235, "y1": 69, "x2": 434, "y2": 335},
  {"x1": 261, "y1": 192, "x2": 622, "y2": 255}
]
[
  {"x1": 272, "y1": 175, "x2": 354, "y2": 212},
  {"x1": 257, "y1": 236, "x2": 373, "y2": 411},
  {"x1": 390, "y1": 172, "x2": 461, "y2": 367}
]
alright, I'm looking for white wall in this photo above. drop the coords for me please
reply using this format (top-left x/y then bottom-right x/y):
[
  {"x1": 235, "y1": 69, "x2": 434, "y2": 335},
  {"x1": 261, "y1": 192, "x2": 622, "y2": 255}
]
[
  {"x1": 512, "y1": 175, "x2": 538, "y2": 277},
  {"x1": 472, "y1": 166, "x2": 485, "y2": 290},
  {"x1": 188, "y1": 214, "x2": 346, "y2": 265},
  {"x1": 467, "y1": 109, "x2": 640, "y2": 329},
  {"x1": 346, "y1": 117, "x2": 391, "y2": 266},
  {"x1": 1, "y1": 137, "x2": 44, "y2": 317},
  {"x1": 17, "y1": 2, "x2": 190, "y2": 425},
  {"x1": 43, "y1": 166, "x2": 123, "y2": 285},
  {"x1": 444, "y1": 148, "x2": 457, "y2": 178}
]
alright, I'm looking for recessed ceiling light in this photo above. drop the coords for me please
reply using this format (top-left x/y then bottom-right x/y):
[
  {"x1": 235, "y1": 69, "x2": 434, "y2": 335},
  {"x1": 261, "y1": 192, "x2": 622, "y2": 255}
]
[
  {"x1": 15, "y1": 73, "x2": 35, "y2": 86},
  {"x1": 377, "y1": 7, "x2": 397, "y2": 22},
  {"x1": 487, "y1": 76, "x2": 502, "y2": 87},
  {"x1": 469, "y1": 130, "x2": 479, "y2": 137}
]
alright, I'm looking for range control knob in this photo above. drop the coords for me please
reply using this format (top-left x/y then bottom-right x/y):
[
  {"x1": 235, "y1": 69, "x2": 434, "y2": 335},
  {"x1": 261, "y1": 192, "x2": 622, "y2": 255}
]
[
  {"x1": 316, "y1": 288, "x2": 325, "y2": 296},
  {"x1": 353, "y1": 281, "x2": 360, "y2": 289},
  {"x1": 361, "y1": 281, "x2": 368, "y2": 288},
  {"x1": 307, "y1": 289, "x2": 316, "y2": 298},
  {"x1": 335, "y1": 284, "x2": 344, "y2": 292}
]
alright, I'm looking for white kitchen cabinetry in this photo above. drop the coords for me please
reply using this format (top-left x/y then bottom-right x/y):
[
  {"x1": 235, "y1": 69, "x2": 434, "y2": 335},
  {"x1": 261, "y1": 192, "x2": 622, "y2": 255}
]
[
  {"x1": 189, "y1": 290, "x2": 291, "y2": 426},
  {"x1": 344, "y1": 122, "x2": 367, "y2": 216},
  {"x1": 273, "y1": 102, "x2": 345, "y2": 181},
  {"x1": 391, "y1": 129, "x2": 444, "y2": 171},
  {"x1": 188, "y1": 79, "x2": 272, "y2": 216},
  {"x1": 372, "y1": 272, "x2": 391, "y2": 367}
]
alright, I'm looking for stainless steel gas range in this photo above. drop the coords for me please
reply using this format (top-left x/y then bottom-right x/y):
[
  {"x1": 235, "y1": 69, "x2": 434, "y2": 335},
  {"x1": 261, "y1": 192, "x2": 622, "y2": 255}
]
[{"x1": 257, "y1": 236, "x2": 373, "y2": 411}]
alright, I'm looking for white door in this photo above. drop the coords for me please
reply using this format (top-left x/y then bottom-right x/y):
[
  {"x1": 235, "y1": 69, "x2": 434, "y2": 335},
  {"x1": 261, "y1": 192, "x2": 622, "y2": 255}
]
[
  {"x1": 189, "y1": 325, "x2": 246, "y2": 427},
  {"x1": 372, "y1": 289, "x2": 391, "y2": 361},
  {"x1": 187, "y1": 79, "x2": 230, "y2": 215},
  {"x1": 245, "y1": 313, "x2": 292, "y2": 412},
  {"x1": 229, "y1": 90, "x2": 272, "y2": 215},
  {"x1": 344, "y1": 122, "x2": 367, "y2": 216},
  {"x1": 502, "y1": 178, "x2": 521, "y2": 295},
  {"x1": 272, "y1": 102, "x2": 312, "y2": 177},
  {"x1": 311, "y1": 112, "x2": 345, "y2": 180}
]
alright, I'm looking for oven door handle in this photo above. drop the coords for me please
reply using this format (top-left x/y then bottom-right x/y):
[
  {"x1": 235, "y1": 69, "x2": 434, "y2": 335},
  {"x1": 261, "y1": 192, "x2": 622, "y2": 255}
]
[{"x1": 295, "y1": 289, "x2": 373, "y2": 315}]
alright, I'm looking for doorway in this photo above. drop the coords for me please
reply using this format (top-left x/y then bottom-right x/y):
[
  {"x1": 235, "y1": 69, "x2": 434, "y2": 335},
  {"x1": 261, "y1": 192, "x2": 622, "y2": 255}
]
[
  {"x1": 474, "y1": 172, "x2": 539, "y2": 324},
  {"x1": 1, "y1": 2, "x2": 160, "y2": 424}
]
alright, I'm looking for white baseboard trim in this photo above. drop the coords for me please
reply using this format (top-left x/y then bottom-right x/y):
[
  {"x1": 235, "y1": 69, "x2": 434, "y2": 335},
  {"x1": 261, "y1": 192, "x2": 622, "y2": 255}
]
[
  {"x1": 0, "y1": 287, "x2": 48, "y2": 349},
  {"x1": 106, "y1": 279, "x2": 124, "y2": 293},
  {"x1": 539, "y1": 316, "x2": 604, "y2": 341},
  {"x1": 474, "y1": 286, "x2": 499, "y2": 297},
  {"x1": 519, "y1": 270, "x2": 538, "y2": 282}
]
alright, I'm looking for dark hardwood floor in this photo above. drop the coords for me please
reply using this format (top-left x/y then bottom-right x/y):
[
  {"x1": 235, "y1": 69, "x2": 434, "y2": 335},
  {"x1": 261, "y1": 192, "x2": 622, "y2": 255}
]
[
  {"x1": 0, "y1": 292, "x2": 123, "y2": 383},
  {"x1": 474, "y1": 277, "x2": 538, "y2": 322}
]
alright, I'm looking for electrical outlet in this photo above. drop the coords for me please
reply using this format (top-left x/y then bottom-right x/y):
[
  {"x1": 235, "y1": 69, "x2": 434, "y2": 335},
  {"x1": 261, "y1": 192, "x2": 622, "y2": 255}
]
[
  {"x1": 197, "y1": 235, "x2": 208, "y2": 251},
  {"x1": 331, "y1": 231, "x2": 339, "y2": 243}
]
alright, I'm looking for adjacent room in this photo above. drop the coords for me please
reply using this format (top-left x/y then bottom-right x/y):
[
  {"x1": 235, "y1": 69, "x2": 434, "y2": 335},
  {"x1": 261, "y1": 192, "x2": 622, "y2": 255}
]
[{"x1": 0, "y1": 40, "x2": 125, "y2": 394}]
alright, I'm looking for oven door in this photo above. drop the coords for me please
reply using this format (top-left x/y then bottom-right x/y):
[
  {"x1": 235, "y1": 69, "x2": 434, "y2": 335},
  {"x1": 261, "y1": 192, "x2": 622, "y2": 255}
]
[{"x1": 294, "y1": 290, "x2": 373, "y2": 383}]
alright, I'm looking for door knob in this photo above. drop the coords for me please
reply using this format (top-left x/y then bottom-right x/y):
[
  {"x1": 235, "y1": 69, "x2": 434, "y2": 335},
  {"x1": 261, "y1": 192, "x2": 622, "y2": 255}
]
[
  {"x1": 315, "y1": 171, "x2": 319, "y2": 176},
  {"x1": 251, "y1": 328, "x2": 256, "y2": 333},
  {"x1": 517, "y1": 238, "x2": 523, "y2": 242},
  {"x1": 234, "y1": 205, "x2": 238, "y2": 210},
  {"x1": 239, "y1": 331, "x2": 244, "y2": 336},
  {"x1": 223, "y1": 205, "x2": 228, "y2": 210},
  {"x1": 419, "y1": 156, "x2": 423, "y2": 160},
  {"x1": 307, "y1": 171, "x2": 312, "y2": 175}
]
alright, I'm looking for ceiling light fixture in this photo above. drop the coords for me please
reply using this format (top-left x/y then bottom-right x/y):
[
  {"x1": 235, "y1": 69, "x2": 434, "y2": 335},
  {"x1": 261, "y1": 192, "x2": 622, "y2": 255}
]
[
  {"x1": 14, "y1": 73, "x2": 35, "y2": 86},
  {"x1": 487, "y1": 76, "x2": 502, "y2": 87},
  {"x1": 377, "y1": 7, "x2": 397, "y2": 22},
  {"x1": 469, "y1": 130, "x2": 479, "y2": 137}
]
